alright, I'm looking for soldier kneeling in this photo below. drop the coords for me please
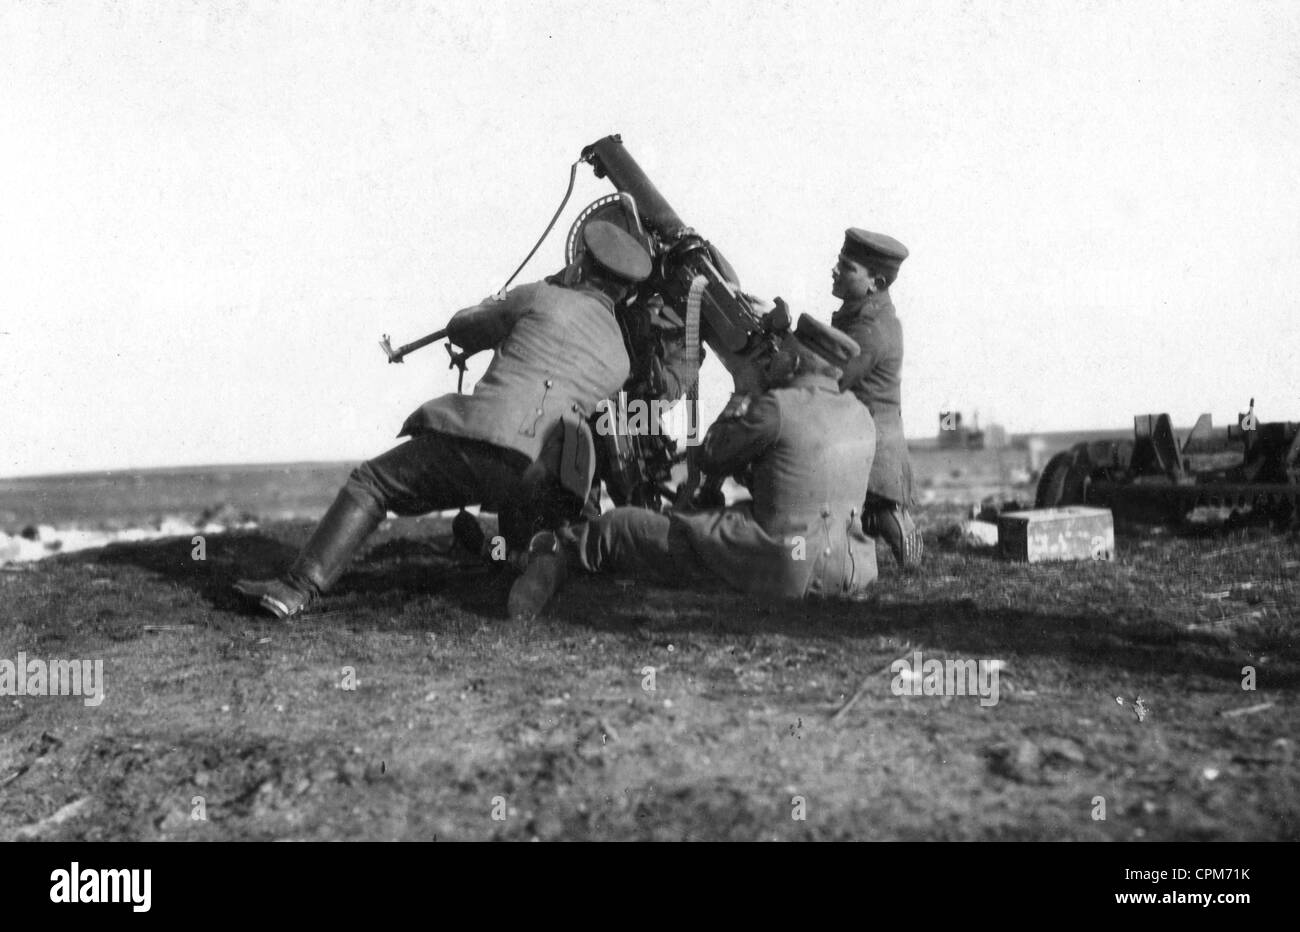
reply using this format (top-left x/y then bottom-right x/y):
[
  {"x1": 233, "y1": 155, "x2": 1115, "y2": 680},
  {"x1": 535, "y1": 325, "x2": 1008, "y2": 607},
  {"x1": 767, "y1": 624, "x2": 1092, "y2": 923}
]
[
  {"x1": 233, "y1": 221, "x2": 651, "y2": 619},
  {"x1": 508, "y1": 314, "x2": 879, "y2": 618}
]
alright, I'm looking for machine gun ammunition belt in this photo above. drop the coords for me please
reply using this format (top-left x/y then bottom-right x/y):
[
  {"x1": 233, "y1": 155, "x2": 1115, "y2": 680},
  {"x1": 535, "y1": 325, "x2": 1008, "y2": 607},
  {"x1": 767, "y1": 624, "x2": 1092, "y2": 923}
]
[{"x1": 684, "y1": 273, "x2": 705, "y2": 414}]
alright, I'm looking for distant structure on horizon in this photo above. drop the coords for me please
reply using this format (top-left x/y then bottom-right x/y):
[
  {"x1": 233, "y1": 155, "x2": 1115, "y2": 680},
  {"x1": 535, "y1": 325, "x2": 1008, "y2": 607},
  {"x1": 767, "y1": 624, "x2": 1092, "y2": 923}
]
[{"x1": 937, "y1": 410, "x2": 1005, "y2": 451}]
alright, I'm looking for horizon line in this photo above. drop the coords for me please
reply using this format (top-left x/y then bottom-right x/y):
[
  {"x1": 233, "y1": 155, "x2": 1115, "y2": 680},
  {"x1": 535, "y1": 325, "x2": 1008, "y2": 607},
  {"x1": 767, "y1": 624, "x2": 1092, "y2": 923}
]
[{"x1": 0, "y1": 426, "x2": 1148, "y2": 483}]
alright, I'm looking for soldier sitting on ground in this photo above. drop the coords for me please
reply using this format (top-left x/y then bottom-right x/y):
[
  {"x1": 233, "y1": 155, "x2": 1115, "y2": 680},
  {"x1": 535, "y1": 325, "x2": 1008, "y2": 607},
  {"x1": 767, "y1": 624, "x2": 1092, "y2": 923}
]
[{"x1": 506, "y1": 314, "x2": 879, "y2": 618}]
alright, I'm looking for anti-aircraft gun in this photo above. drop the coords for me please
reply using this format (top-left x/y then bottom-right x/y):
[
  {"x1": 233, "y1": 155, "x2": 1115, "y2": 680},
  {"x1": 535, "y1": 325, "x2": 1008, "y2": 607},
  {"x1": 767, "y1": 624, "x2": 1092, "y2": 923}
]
[
  {"x1": 378, "y1": 134, "x2": 791, "y2": 512},
  {"x1": 571, "y1": 134, "x2": 792, "y2": 510}
]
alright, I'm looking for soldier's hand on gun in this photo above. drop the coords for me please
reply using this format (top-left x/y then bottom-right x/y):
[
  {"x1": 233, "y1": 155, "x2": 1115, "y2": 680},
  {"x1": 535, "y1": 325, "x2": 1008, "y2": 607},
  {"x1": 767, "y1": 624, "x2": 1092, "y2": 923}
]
[
  {"x1": 766, "y1": 296, "x2": 791, "y2": 331},
  {"x1": 719, "y1": 392, "x2": 753, "y2": 421},
  {"x1": 739, "y1": 291, "x2": 776, "y2": 315},
  {"x1": 740, "y1": 293, "x2": 792, "y2": 333},
  {"x1": 645, "y1": 293, "x2": 685, "y2": 330},
  {"x1": 692, "y1": 483, "x2": 727, "y2": 511}
]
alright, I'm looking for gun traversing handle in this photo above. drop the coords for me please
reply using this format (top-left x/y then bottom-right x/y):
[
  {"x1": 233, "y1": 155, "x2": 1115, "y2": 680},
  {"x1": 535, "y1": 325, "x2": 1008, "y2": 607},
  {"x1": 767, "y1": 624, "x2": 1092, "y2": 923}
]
[{"x1": 379, "y1": 328, "x2": 448, "y2": 364}]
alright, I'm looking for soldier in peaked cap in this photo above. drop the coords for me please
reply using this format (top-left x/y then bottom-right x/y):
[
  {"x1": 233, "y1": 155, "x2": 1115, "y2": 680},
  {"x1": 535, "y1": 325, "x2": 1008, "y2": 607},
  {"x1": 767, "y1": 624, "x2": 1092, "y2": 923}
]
[
  {"x1": 234, "y1": 221, "x2": 651, "y2": 620},
  {"x1": 581, "y1": 219, "x2": 654, "y2": 282},
  {"x1": 506, "y1": 313, "x2": 880, "y2": 619},
  {"x1": 831, "y1": 228, "x2": 924, "y2": 571}
]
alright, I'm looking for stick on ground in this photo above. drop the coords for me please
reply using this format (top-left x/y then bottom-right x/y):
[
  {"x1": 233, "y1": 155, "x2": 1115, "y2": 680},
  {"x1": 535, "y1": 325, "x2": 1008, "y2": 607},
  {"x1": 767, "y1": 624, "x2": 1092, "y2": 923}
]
[{"x1": 831, "y1": 641, "x2": 912, "y2": 726}]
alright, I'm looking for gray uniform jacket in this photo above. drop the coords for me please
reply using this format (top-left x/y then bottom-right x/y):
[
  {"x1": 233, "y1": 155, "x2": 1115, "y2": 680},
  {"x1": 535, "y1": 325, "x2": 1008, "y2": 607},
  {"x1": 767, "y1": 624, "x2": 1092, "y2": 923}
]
[
  {"x1": 399, "y1": 281, "x2": 631, "y2": 463},
  {"x1": 833, "y1": 290, "x2": 914, "y2": 507},
  {"x1": 670, "y1": 371, "x2": 878, "y2": 599}
]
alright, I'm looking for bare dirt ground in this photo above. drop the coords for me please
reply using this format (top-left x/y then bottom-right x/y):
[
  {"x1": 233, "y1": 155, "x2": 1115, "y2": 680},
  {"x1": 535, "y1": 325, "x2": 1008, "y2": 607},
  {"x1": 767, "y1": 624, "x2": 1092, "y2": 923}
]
[{"x1": 2, "y1": 501, "x2": 1297, "y2": 841}]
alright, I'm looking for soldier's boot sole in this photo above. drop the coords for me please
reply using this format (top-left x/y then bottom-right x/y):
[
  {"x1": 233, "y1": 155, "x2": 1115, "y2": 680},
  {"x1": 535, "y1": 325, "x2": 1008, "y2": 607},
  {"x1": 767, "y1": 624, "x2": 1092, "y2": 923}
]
[
  {"x1": 899, "y1": 511, "x2": 924, "y2": 571},
  {"x1": 232, "y1": 578, "x2": 312, "y2": 620},
  {"x1": 872, "y1": 505, "x2": 924, "y2": 572},
  {"x1": 507, "y1": 532, "x2": 569, "y2": 620}
]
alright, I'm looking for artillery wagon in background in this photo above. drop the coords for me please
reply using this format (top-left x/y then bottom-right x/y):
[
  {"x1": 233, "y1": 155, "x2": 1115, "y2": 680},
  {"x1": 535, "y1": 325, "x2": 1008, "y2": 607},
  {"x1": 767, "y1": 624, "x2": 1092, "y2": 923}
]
[{"x1": 1034, "y1": 401, "x2": 1300, "y2": 529}]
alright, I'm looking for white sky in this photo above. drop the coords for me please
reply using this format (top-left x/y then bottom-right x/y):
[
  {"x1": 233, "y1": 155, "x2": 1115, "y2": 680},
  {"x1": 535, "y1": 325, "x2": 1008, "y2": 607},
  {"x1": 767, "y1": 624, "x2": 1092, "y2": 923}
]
[{"x1": 3, "y1": 0, "x2": 1298, "y2": 478}]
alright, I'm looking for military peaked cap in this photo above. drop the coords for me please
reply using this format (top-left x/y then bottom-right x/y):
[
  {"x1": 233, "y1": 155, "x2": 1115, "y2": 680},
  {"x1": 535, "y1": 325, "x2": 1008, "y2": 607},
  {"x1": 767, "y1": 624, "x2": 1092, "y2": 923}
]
[{"x1": 583, "y1": 220, "x2": 652, "y2": 283}]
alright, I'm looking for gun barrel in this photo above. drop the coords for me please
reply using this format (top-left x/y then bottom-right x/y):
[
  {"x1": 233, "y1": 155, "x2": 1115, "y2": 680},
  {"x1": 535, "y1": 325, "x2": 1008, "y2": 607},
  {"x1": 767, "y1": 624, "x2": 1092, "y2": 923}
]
[
  {"x1": 581, "y1": 135, "x2": 687, "y2": 238},
  {"x1": 583, "y1": 134, "x2": 777, "y2": 394}
]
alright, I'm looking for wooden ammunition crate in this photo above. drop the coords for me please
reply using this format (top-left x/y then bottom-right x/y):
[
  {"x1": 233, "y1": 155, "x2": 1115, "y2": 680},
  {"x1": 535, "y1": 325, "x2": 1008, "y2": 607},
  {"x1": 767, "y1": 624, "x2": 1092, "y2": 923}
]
[{"x1": 997, "y1": 507, "x2": 1115, "y2": 563}]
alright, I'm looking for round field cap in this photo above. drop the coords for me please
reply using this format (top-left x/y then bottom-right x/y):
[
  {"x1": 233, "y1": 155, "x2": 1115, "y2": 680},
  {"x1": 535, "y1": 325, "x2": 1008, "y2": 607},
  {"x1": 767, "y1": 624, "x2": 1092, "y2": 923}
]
[
  {"x1": 841, "y1": 228, "x2": 909, "y2": 283},
  {"x1": 795, "y1": 313, "x2": 860, "y2": 366}
]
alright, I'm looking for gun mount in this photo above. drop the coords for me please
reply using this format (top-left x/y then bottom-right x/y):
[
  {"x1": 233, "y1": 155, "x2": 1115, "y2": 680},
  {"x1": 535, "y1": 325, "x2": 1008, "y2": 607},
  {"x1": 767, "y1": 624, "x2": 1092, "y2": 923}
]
[{"x1": 377, "y1": 135, "x2": 793, "y2": 513}]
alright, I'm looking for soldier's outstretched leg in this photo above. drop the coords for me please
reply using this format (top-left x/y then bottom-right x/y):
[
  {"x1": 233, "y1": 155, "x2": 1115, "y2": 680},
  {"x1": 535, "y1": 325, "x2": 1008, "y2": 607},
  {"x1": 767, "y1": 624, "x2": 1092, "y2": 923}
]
[
  {"x1": 234, "y1": 486, "x2": 384, "y2": 619},
  {"x1": 508, "y1": 507, "x2": 713, "y2": 619}
]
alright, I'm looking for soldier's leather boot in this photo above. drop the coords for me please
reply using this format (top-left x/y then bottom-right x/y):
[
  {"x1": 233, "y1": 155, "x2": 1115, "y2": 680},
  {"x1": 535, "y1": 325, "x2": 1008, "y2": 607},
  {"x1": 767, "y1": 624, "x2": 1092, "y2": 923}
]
[
  {"x1": 507, "y1": 531, "x2": 570, "y2": 620},
  {"x1": 234, "y1": 487, "x2": 384, "y2": 619},
  {"x1": 866, "y1": 504, "x2": 924, "y2": 571}
]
